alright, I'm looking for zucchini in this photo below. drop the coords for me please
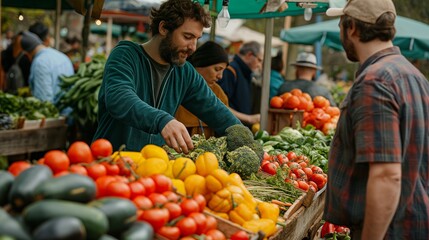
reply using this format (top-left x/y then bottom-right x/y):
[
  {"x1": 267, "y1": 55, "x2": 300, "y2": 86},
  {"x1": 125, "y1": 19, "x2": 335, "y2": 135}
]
[
  {"x1": 23, "y1": 199, "x2": 108, "y2": 240},
  {"x1": 89, "y1": 197, "x2": 137, "y2": 237},
  {"x1": 120, "y1": 221, "x2": 154, "y2": 240},
  {"x1": 0, "y1": 208, "x2": 31, "y2": 240},
  {"x1": 32, "y1": 216, "x2": 86, "y2": 240},
  {"x1": 0, "y1": 170, "x2": 14, "y2": 206},
  {"x1": 8, "y1": 165, "x2": 53, "y2": 211},
  {"x1": 35, "y1": 174, "x2": 96, "y2": 203}
]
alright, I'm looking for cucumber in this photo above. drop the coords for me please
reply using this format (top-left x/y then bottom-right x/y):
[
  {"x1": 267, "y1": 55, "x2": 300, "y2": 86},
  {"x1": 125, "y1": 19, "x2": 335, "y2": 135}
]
[
  {"x1": 0, "y1": 208, "x2": 31, "y2": 240},
  {"x1": 120, "y1": 221, "x2": 154, "y2": 240},
  {"x1": 0, "y1": 170, "x2": 14, "y2": 206},
  {"x1": 35, "y1": 174, "x2": 96, "y2": 203},
  {"x1": 89, "y1": 197, "x2": 137, "y2": 237},
  {"x1": 23, "y1": 199, "x2": 108, "y2": 240},
  {"x1": 32, "y1": 216, "x2": 86, "y2": 240},
  {"x1": 8, "y1": 165, "x2": 53, "y2": 211}
]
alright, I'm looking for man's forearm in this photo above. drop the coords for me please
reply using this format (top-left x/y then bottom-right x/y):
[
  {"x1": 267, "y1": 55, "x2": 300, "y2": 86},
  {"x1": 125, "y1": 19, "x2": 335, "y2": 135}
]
[{"x1": 362, "y1": 162, "x2": 401, "y2": 239}]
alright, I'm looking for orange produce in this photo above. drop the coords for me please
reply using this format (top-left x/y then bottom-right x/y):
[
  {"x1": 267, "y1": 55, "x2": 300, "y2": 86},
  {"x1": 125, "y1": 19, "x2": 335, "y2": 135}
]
[
  {"x1": 67, "y1": 141, "x2": 93, "y2": 164},
  {"x1": 269, "y1": 96, "x2": 283, "y2": 109}
]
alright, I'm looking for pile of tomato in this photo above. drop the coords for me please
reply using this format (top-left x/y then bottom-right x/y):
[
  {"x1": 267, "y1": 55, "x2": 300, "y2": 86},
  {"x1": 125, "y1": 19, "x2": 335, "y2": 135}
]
[
  {"x1": 269, "y1": 88, "x2": 340, "y2": 135},
  {"x1": 260, "y1": 151, "x2": 327, "y2": 192}
]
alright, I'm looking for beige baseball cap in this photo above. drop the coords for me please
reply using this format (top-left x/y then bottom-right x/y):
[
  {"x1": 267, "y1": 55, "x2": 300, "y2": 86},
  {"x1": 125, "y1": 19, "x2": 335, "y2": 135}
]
[{"x1": 326, "y1": 0, "x2": 396, "y2": 24}]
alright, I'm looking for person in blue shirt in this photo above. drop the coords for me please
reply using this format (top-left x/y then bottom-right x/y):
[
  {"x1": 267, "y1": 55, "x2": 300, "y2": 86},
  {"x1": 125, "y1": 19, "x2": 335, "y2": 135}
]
[
  {"x1": 269, "y1": 51, "x2": 286, "y2": 99},
  {"x1": 19, "y1": 31, "x2": 74, "y2": 105}
]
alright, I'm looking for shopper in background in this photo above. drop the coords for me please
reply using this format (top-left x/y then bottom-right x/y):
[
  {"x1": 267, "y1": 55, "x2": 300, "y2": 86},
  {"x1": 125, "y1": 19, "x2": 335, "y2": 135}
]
[
  {"x1": 176, "y1": 41, "x2": 260, "y2": 137},
  {"x1": 324, "y1": 0, "x2": 429, "y2": 239},
  {"x1": 19, "y1": 31, "x2": 74, "y2": 105},
  {"x1": 217, "y1": 41, "x2": 262, "y2": 126},
  {"x1": 93, "y1": 0, "x2": 240, "y2": 153},
  {"x1": 277, "y1": 52, "x2": 336, "y2": 106},
  {"x1": 269, "y1": 51, "x2": 286, "y2": 99},
  {"x1": 29, "y1": 22, "x2": 51, "y2": 47}
]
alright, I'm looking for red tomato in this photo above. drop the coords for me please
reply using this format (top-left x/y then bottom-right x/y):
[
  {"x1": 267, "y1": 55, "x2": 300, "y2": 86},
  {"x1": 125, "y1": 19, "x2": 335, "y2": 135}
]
[
  {"x1": 67, "y1": 141, "x2": 93, "y2": 164},
  {"x1": 133, "y1": 196, "x2": 153, "y2": 210},
  {"x1": 54, "y1": 171, "x2": 70, "y2": 177},
  {"x1": 43, "y1": 150, "x2": 70, "y2": 174},
  {"x1": 105, "y1": 181, "x2": 131, "y2": 199},
  {"x1": 157, "y1": 226, "x2": 181, "y2": 240},
  {"x1": 8, "y1": 161, "x2": 32, "y2": 176},
  {"x1": 310, "y1": 173, "x2": 326, "y2": 190},
  {"x1": 90, "y1": 139, "x2": 113, "y2": 159},
  {"x1": 320, "y1": 222, "x2": 336, "y2": 238},
  {"x1": 69, "y1": 164, "x2": 88, "y2": 176},
  {"x1": 128, "y1": 181, "x2": 146, "y2": 199},
  {"x1": 230, "y1": 230, "x2": 250, "y2": 240},
  {"x1": 308, "y1": 181, "x2": 318, "y2": 192},
  {"x1": 311, "y1": 166, "x2": 323, "y2": 174},
  {"x1": 180, "y1": 198, "x2": 200, "y2": 216},
  {"x1": 164, "y1": 202, "x2": 182, "y2": 221},
  {"x1": 148, "y1": 193, "x2": 169, "y2": 205},
  {"x1": 192, "y1": 194, "x2": 207, "y2": 212},
  {"x1": 86, "y1": 163, "x2": 107, "y2": 180},
  {"x1": 205, "y1": 229, "x2": 226, "y2": 240},
  {"x1": 37, "y1": 158, "x2": 45, "y2": 165},
  {"x1": 176, "y1": 217, "x2": 197, "y2": 237},
  {"x1": 263, "y1": 152, "x2": 270, "y2": 161},
  {"x1": 95, "y1": 175, "x2": 117, "y2": 198},
  {"x1": 151, "y1": 174, "x2": 173, "y2": 193},
  {"x1": 188, "y1": 212, "x2": 207, "y2": 235},
  {"x1": 297, "y1": 180, "x2": 309, "y2": 191},
  {"x1": 276, "y1": 154, "x2": 289, "y2": 165},
  {"x1": 293, "y1": 168, "x2": 307, "y2": 180},
  {"x1": 261, "y1": 162, "x2": 277, "y2": 175},
  {"x1": 101, "y1": 162, "x2": 120, "y2": 176},
  {"x1": 287, "y1": 151, "x2": 297, "y2": 161},
  {"x1": 204, "y1": 215, "x2": 217, "y2": 232},
  {"x1": 140, "y1": 208, "x2": 169, "y2": 230},
  {"x1": 116, "y1": 156, "x2": 135, "y2": 176},
  {"x1": 163, "y1": 191, "x2": 180, "y2": 203},
  {"x1": 303, "y1": 167, "x2": 313, "y2": 180},
  {"x1": 138, "y1": 177, "x2": 156, "y2": 195}
]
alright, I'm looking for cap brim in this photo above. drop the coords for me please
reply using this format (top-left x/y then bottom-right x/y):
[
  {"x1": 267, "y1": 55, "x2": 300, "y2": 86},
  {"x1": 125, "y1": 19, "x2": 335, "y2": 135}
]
[{"x1": 326, "y1": 7, "x2": 344, "y2": 17}]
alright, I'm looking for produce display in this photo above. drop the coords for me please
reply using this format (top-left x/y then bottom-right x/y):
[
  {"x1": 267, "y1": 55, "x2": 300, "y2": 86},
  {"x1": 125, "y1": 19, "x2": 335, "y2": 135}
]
[{"x1": 57, "y1": 56, "x2": 106, "y2": 127}]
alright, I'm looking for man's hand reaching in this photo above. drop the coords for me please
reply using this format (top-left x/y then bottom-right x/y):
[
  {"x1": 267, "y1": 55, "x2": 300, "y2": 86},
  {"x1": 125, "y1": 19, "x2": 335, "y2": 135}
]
[{"x1": 161, "y1": 119, "x2": 194, "y2": 154}]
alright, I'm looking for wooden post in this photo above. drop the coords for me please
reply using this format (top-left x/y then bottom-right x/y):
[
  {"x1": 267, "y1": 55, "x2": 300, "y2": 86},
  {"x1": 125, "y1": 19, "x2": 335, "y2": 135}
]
[{"x1": 282, "y1": 16, "x2": 291, "y2": 76}]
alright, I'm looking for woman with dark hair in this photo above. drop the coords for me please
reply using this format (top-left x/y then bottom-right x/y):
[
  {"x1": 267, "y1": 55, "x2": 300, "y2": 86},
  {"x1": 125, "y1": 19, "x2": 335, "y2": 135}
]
[
  {"x1": 175, "y1": 41, "x2": 260, "y2": 137},
  {"x1": 269, "y1": 51, "x2": 285, "y2": 99}
]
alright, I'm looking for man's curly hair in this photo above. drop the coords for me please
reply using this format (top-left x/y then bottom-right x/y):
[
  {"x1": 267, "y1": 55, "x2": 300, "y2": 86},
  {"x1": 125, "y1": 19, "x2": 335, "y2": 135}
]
[{"x1": 150, "y1": 0, "x2": 211, "y2": 36}]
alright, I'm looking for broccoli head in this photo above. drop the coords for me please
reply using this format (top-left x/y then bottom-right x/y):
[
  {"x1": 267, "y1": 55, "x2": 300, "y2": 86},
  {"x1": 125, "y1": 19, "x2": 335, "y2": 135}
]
[
  {"x1": 225, "y1": 124, "x2": 255, "y2": 151},
  {"x1": 226, "y1": 146, "x2": 260, "y2": 180},
  {"x1": 248, "y1": 140, "x2": 264, "y2": 163}
]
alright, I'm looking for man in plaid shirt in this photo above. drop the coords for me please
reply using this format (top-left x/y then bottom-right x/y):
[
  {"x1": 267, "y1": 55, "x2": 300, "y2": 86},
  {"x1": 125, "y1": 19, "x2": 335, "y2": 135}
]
[{"x1": 324, "y1": 0, "x2": 429, "y2": 239}]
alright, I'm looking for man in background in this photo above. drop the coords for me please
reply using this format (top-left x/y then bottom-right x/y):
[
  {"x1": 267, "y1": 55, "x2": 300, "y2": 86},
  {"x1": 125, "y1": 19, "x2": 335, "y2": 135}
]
[
  {"x1": 217, "y1": 41, "x2": 262, "y2": 126},
  {"x1": 277, "y1": 52, "x2": 336, "y2": 106}
]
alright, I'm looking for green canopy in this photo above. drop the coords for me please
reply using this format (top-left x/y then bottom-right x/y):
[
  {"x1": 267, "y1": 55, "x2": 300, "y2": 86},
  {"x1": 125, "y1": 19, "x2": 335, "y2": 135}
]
[
  {"x1": 280, "y1": 16, "x2": 429, "y2": 60},
  {"x1": 197, "y1": 0, "x2": 329, "y2": 19},
  {"x1": 1, "y1": 0, "x2": 73, "y2": 10}
]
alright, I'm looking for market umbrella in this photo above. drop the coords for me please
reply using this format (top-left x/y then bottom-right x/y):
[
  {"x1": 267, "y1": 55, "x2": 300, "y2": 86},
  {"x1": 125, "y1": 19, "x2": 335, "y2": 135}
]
[{"x1": 280, "y1": 16, "x2": 429, "y2": 60}]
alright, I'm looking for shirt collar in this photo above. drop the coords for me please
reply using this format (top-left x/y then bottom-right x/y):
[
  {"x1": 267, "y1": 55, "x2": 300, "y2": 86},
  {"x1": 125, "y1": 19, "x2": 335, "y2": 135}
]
[{"x1": 356, "y1": 46, "x2": 401, "y2": 78}]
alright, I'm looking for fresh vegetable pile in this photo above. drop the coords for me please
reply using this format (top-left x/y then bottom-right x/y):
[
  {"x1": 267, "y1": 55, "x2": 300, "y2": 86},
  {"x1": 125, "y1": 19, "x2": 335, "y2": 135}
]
[{"x1": 57, "y1": 56, "x2": 106, "y2": 127}]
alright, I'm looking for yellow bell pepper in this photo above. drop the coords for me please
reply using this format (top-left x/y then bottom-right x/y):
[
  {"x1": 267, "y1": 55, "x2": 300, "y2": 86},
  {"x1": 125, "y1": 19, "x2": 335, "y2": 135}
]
[
  {"x1": 205, "y1": 209, "x2": 229, "y2": 220},
  {"x1": 172, "y1": 157, "x2": 196, "y2": 180},
  {"x1": 135, "y1": 157, "x2": 167, "y2": 177},
  {"x1": 140, "y1": 144, "x2": 169, "y2": 164},
  {"x1": 164, "y1": 160, "x2": 175, "y2": 178},
  {"x1": 205, "y1": 169, "x2": 230, "y2": 193},
  {"x1": 171, "y1": 179, "x2": 186, "y2": 196},
  {"x1": 229, "y1": 203, "x2": 255, "y2": 226},
  {"x1": 208, "y1": 188, "x2": 232, "y2": 213},
  {"x1": 226, "y1": 185, "x2": 245, "y2": 207},
  {"x1": 242, "y1": 219, "x2": 277, "y2": 237},
  {"x1": 257, "y1": 202, "x2": 280, "y2": 223},
  {"x1": 184, "y1": 174, "x2": 207, "y2": 196},
  {"x1": 195, "y1": 152, "x2": 219, "y2": 176},
  {"x1": 229, "y1": 173, "x2": 257, "y2": 209}
]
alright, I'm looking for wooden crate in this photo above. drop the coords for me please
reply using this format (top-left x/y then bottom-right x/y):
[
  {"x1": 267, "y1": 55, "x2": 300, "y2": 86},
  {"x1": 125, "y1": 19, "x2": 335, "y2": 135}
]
[
  {"x1": 271, "y1": 189, "x2": 325, "y2": 240},
  {"x1": 0, "y1": 125, "x2": 67, "y2": 156},
  {"x1": 267, "y1": 109, "x2": 304, "y2": 135}
]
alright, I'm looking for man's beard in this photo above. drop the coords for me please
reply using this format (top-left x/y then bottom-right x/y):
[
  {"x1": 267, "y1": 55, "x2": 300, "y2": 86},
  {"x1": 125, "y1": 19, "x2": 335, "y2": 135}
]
[
  {"x1": 159, "y1": 33, "x2": 193, "y2": 66},
  {"x1": 341, "y1": 28, "x2": 358, "y2": 62}
]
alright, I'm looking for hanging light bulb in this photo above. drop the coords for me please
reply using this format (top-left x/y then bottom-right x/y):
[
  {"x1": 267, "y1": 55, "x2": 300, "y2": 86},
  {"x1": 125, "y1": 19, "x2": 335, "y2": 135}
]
[
  {"x1": 203, "y1": 0, "x2": 210, "y2": 13},
  {"x1": 18, "y1": 12, "x2": 24, "y2": 21},
  {"x1": 304, "y1": 7, "x2": 313, "y2": 21},
  {"x1": 95, "y1": 19, "x2": 102, "y2": 25},
  {"x1": 217, "y1": 0, "x2": 230, "y2": 28}
]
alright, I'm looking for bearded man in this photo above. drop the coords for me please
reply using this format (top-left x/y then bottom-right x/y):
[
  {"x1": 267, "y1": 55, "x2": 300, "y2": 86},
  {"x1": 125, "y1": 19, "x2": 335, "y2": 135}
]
[{"x1": 93, "y1": 0, "x2": 240, "y2": 153}]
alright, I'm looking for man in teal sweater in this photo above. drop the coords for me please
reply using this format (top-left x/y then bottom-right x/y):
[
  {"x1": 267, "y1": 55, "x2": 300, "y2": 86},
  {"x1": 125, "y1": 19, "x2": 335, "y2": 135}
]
[{"x1": 93, "y1": 0, "x2": 240, "y2": 153}]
